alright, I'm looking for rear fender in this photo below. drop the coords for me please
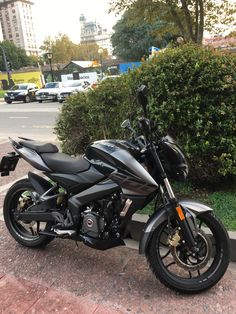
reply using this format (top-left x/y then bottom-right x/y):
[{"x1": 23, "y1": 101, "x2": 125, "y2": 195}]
[
  {"x1": 28, "y1": 172, "x2": 53, "y2": 195},
  {"x1": 139, "y1": 199, "x2": 213, "y2": 255}
]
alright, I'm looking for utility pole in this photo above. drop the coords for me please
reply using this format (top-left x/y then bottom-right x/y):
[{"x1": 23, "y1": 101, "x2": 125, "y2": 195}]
[{"x1": 0, "y1": 45, "x2": 12, "y2": 88}]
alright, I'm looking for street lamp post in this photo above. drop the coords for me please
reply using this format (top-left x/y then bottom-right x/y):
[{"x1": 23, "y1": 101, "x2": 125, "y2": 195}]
[
  {"x1": 45, "y1": 52, "x2": 54, "y2": 82},
  {"x1": 0, "y1": 44, "x2": 12, "y2": 88},
  {"x1": 98, "y1": 48, "x2": 104, "y2": 79}
]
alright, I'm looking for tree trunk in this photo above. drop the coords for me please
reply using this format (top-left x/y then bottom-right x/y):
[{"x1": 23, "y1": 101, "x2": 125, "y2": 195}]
[
  {"x1": 194, "y1": 0, "x2": 199, "y2": 42},
  {"x1": 198, "y1": 0, "x2": 204, "y2": 44},
  {"x1": 180, "y1": 0, "x2": 195, "y2": 41},
  {"x1": 166, "y1": 0, "x2": 187, "y2": 39}
]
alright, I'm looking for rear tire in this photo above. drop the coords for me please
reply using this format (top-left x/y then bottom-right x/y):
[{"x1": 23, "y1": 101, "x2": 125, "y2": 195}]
[
  {"x1": 38, "y1": 100, "x2": 43, "y2": 103},
  {"x1": 3, "y1": 179, "x2": 53, "y2": 248},
  {"x1": 6, "y1": 101, "x2": 12, "y2": 104},
  {"x1": 146, "y1": 212, "x2": 230, "y2": 293}
]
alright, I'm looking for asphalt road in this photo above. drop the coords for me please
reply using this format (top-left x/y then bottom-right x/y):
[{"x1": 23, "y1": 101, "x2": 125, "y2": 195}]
[{"x1": 0, "y1": 100, "x2": 61, "y2": 142}]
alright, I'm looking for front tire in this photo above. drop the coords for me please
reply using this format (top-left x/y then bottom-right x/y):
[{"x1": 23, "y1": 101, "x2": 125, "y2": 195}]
[
  {"x1": 3, "y1": 179, "x2": 53, "y2": 248},
  {"x1": 24, "y1": 95, "x2": 31, "y2": 103},
  {"x1": 146, "y1": 212, "x2": 230, "y2": 293}
]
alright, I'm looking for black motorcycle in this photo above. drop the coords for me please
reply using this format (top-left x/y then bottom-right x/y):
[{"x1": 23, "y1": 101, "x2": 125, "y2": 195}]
[{"x1": 0, "y1": 85, "x2": 230, "y2": 293}]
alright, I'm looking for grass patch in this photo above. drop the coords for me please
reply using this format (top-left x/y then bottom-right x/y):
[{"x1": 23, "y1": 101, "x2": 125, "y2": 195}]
[
  {"x1": 0, "y1": 90, "x2": 6, "y2": 98},
  {"x1": 139, "y1": 182, "x2": 236, "y2": 231}
]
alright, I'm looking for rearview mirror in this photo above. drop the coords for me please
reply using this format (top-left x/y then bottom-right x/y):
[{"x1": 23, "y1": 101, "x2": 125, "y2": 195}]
[
  {"x1": 121, "y1": 119, "x2": 131, "y2": 129},
  {"x1": 137, "y1": 85, "x2": 148, "y2": 117}
]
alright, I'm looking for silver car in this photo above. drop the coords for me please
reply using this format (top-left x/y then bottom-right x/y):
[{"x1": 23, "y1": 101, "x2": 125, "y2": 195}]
[
  {"x1": 57, "y1": 80, "x2": 90, "y2": 103},
  {"x1": 35, "y1": 82, "x2": 64, "y2": 102}
]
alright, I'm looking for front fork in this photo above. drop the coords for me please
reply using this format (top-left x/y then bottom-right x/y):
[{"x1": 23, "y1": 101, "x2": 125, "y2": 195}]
[
  {"x1": 150, "y1": 144, "x2": 197, "y2": 249},
  {"x1": 162, "y1": 178, "x2": 197, "y2": 250}
]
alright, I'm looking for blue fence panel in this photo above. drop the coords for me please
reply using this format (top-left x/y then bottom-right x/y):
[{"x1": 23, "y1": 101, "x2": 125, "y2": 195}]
[{"x1": 119, "y1": 62, "x2": 141, "y2": 73}]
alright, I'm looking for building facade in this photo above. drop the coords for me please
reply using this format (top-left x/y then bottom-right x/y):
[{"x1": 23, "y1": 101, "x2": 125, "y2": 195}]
[
  {"x1": 79, "y1": 14, "x2": 113, "y2": 55},
  {"x1": 0, "y1": 0, "x2": 38, "y2": 55}
]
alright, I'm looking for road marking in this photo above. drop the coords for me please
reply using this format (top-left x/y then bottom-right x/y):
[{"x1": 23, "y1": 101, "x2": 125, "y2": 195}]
[
  {"x1": 9, "y1": 117, "x2": 29, "y2": 119},
  {"x1": 32, "y1": 125, "x2": 53, "y2": 129},
  {"x1": 0, "y1": 108, "x2": 59, "y2": 113}
]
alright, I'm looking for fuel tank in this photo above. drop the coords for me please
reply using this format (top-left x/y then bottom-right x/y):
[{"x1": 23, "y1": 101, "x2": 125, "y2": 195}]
[{"x1": 85, "y1": 140, "x2": 158, "y2": 196}]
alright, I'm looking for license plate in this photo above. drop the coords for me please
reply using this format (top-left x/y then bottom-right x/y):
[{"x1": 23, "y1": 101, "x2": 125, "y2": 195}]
[
  {"x1": 10, "y1": 96, "x2": 15, "y2": 99},
  {"x1": 0, "y1": 153, "x2": 19, "y2": 176}
]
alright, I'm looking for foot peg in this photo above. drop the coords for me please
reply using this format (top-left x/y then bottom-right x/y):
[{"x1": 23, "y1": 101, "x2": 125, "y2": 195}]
[{"x1": 53, "y1": 229, "x2": 75, "y2": 236}]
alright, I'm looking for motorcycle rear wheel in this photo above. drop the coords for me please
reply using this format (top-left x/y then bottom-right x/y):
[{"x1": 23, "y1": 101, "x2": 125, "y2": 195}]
[
  {"x1": 146, "y1": 212, "x2": 230, "y2": 293},
  {"x1": 3, "y1": 179, "x2": 53, "y2": 248}
]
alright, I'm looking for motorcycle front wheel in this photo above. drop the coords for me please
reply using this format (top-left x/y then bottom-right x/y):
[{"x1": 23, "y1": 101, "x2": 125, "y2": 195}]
[{"x1": 146, "y1": 212, "x2": 230, "y2": 293}]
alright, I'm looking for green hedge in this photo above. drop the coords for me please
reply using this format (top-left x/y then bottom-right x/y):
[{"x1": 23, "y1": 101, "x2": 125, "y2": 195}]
[
  {"x1": 55, "y1": 44, "x2": 236, "y2": 184},
  {"x1": 55, "y1": 76, "x2": 136, "y2": 155}
]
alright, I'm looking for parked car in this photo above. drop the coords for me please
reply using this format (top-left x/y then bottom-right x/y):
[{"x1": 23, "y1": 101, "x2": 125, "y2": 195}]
[
  {"x1": 91, "y1": 75, "x2": 120, "y2": 89},
  {"x1": 4, "y1": 83, "x2": 38, "y2": 104},
  {"x1": 57, "y1": 80, "x2": 91, "y2": 103},
  {"x1": 101, "y1": 75, "x2": 120, "y2": 81},
  {"x1": 35, "y1": 82, "x2": 63, "y2": 103}
]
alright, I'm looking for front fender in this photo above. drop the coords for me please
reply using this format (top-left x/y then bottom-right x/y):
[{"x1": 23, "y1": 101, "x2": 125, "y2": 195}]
[{"x1": 139, "y1": 199, "x2": 213, "y2": 255}]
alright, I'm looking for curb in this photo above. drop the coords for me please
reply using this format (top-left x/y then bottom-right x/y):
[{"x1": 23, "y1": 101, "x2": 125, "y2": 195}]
[{"x1": 129, "y1": 213, "x2": 236, "y2": 262}]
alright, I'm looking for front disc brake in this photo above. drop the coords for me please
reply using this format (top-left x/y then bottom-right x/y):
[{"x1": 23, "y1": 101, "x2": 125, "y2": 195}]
[{"x1": 169, "y1": 229, "x2": 212, "y2": 271}]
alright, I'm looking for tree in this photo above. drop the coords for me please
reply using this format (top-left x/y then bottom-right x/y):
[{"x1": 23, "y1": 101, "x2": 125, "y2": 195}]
[
  {"x1": 40, "y1": 34, "x2": 109, "y2": 64},
  {"x1": 0, "y1": 40, "x2": 35, "y2": 71},
  {"x1": 111, "y1": 9, "x2": 174, "y2": 60},
  {"x1": 109, "y1": 0, "x2": 236, "y2": 44},
  {"x1": 40, "y1": 34, "x2": 79, "y2": 63}
]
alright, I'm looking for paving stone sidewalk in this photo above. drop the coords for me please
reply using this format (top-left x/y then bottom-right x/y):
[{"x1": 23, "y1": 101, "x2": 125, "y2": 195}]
[{"x1": 0, "y1": 220, "x2": 236, "y2": 314}]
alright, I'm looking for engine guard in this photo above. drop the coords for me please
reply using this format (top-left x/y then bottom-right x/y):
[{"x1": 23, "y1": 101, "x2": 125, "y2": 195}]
[{"x1": 139, "y1": 199, "x2": 213, "y2": 255}]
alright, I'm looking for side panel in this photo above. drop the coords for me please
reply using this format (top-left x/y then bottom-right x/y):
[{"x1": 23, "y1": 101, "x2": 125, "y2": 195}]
[
  {"x1": 86, "y1": 140, "x2": 158, "y2": 196},
  {"x1": 47, "y1": 165, "x2": 105, "y2": 194},
  {"x1": 139, "y1": 200, "x2": 213, "y2": 255},
  {"x1": 14, "y1": 146, "x2": 51, "y2": 172}
]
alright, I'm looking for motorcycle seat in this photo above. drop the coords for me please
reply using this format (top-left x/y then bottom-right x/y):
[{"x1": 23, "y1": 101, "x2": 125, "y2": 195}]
[
  {"x1": 41, "y1": 152, "x2": 90, "y2": 173},
  {"x1": 19, "y1": 140, "x2": 59, "y2": 154}
]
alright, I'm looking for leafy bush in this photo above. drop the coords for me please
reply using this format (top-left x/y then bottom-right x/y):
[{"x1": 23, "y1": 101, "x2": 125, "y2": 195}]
[
  {"x1": 55, "y1": 44, "x2": 236, "y2": 184},
  {"x1": 55, "y1": 76, "x2": 136, "y2": 155},
  {"x1": 130, "y1": 45, "x2": 236, "y2": 183},
  {"x1": 55, "y1": 93, "x2": 91, "y2": 155}
]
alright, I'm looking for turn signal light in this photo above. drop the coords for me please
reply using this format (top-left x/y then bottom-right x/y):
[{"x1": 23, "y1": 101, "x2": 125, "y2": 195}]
[{"x1": 176, "y1": 206, "x2": 185, "y2": 221}]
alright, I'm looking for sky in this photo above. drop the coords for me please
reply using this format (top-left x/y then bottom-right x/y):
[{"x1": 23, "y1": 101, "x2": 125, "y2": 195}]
[{"x1": 32, "y1": 0, "x2": 119, "y2": 46}]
